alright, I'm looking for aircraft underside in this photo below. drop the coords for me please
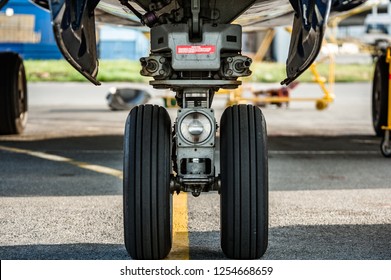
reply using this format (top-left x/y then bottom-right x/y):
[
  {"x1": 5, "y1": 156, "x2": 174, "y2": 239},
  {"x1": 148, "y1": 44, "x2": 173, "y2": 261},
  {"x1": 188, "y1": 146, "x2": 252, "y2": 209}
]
[{"x1": 3, "y1": 0, "x2": 386, "y2": 260}]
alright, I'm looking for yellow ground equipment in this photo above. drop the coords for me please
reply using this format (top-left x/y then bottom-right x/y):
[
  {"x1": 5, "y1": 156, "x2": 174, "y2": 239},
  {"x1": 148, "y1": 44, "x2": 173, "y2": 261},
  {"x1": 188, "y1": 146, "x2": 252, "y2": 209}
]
[{"x1": 216, "y1": 26, "x2": 335, "y2": 110}]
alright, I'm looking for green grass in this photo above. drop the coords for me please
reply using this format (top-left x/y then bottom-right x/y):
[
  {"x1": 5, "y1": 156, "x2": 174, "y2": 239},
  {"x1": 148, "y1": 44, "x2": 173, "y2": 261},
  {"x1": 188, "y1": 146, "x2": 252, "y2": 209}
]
[
  {"x1": 247, "y1": 62, "x2": 374, "y2": 83},
  {"x1": 24, "y1": 60, "x2": 147, "y2": 83},
  {"x1": 24, "y1": 59, "x2": 375, "y2": 83}
]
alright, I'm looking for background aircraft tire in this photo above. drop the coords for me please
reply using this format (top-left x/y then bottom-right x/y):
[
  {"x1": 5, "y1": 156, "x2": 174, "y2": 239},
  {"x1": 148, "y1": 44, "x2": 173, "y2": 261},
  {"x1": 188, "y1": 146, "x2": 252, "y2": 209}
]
[
  {"x1": 380, "y1": 137, "x2": 391, "y2": 157},
  {"x1": 0, "y1": 52, "x2": 28, "y2": 135},
  {"x1": 220, "y1": 104, "x2": 268, "y2": 259},
  {"x1": 123, "y1": 104, "x2": 172, "y2": 259},
  {"x1": 372, "y1": 54, "x2": 389, "y2": 137}
]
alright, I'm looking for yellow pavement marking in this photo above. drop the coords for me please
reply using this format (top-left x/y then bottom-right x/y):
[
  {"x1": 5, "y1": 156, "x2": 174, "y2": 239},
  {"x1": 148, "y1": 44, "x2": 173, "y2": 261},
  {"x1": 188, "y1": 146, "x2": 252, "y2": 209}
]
[
  {"x1": 0, "y1": 144, "x2": 190, "y2": 259},
  {"x1": 166, "y1": 192, "x2": 189, "y2": 260},
  {"x1": 0, "y1": 145, "x2": 123, "y2": 179}
]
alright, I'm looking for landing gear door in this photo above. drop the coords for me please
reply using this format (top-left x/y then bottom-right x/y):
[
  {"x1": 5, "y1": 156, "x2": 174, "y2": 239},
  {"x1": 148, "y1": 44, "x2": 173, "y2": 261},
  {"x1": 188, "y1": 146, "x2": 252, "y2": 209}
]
[
  {"x1": 49, "y1": 0, "x2": 100, "y2": 85},
  {"x1": 282, "y1": 0, "x2": 331, "y2": 85},
  {"x1": 0, "y1": 0, "x2": 10, "y2": 10}
]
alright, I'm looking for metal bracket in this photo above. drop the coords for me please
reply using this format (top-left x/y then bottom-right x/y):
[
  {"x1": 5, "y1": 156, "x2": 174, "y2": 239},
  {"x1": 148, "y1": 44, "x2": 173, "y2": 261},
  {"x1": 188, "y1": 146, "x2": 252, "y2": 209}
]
[
  {"x1": 174, "y1": 107, "x2": 217, "y2": 193},
  {"x1": 190, "y1": 0, "x2": 201, "y2": 36},
  {"x1": 49, "y1": 0, "x2": 100, "y2": 85},
  {"x1": 282, "y1": 0, "x2": 332, "y2": 85}
]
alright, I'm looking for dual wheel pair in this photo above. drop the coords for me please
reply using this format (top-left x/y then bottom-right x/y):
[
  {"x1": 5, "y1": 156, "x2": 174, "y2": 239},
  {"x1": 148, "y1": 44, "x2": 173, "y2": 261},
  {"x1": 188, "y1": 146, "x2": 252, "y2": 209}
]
[{"x1": 123, "y1": 104, "x2": 268, "y2": 259}]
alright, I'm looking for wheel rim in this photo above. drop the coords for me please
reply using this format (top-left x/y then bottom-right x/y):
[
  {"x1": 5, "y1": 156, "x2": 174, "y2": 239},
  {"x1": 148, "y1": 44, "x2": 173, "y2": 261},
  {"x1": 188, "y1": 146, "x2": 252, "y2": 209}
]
[
  {"x1": 18, "y1": 65, "x2": 28, "y2": 126},
  {"x1": 381, "y1": 141, "x2": 391, "y2": 156},
  {"x1": 381, "y1": 132, "x2": 391, "y2": 156}
]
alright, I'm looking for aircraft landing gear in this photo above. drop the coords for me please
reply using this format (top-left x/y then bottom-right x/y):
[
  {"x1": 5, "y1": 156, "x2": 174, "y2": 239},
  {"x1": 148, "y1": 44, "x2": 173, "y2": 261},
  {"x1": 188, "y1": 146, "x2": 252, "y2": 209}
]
[
  {"x1": 0, "y1": 52, "x2": 28, "y2": 135},
  {"x1": 122, "y1": 0, "x2": 269, "y2": 259}
]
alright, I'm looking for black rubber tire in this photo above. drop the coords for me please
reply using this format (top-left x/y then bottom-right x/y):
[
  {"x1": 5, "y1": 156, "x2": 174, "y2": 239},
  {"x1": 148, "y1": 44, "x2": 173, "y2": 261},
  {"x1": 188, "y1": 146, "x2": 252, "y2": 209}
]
[
  {"x1": 380, "y1": 137, "x2": 391, "y2": 158},
  {"x1": 372, "y1": 54, "x2": 389, "y2": 137},
  {"x1": 123, "y1": 105, "x2": 172, "y2": 259},
  {"x1": 220, "y1": 104, "x2": 268, "y2": 259},
  {"x1": 0, "y1": 52, "x2": 28, "y2": 135}
]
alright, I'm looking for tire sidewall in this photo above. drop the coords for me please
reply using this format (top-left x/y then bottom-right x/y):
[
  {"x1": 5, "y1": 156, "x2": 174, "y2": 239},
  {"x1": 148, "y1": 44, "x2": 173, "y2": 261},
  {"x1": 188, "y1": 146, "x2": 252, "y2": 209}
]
[
  {"x1": 372, "y1": 54, "x2": 389, "y2": 137},
  {"x1": 0, "y1": 52, "x2": 28, "y2": 135}
]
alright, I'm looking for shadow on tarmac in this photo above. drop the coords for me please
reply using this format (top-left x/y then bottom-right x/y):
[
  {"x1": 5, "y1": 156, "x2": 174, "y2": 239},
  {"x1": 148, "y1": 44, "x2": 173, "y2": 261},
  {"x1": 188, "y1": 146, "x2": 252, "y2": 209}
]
[
  {"x1": 1, "y1": 224, "x2": 390, "y2": 260},
  {"x1": 189, "y1": 224, "x2": 391, "y2": 260},
  {"x1": 0, "y1": 134, "x2": 385, "y2": 197},
  {"x1": 0, "y1": 134, "x2": 382, "y2": 155},
  {"x1": 0, "y1": 243, "x2": 129, "y2": 260}
]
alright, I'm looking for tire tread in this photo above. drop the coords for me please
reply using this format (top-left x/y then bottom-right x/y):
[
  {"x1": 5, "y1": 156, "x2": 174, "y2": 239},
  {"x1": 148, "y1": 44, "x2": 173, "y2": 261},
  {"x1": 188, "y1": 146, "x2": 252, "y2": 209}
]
[
  {"x1": 124, "y1": 105, "x2": 172, "y2": 259},
  {"x1": 220, "y1": 104, "x2": 268, "y2": 259},
  {"x1": 372, "y1": 54, "x2": 389, "y2": 137}
]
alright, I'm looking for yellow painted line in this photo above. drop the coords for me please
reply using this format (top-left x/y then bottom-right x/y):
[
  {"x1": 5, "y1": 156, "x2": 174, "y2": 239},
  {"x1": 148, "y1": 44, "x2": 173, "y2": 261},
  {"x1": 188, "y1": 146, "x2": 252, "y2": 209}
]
[
  {"x1": 166, "y1": 192, "x2": 189, "y2": 260},
  {"x1": 0, "y1": 144, "x2": 190, "y2": 259},
  {"x1": 0, "y1": 145, "x2": 123, "y2": 179}
]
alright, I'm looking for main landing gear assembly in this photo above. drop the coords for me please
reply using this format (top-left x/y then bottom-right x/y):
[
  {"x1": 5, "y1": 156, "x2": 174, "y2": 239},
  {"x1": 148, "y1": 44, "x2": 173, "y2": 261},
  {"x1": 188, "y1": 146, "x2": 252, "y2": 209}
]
[
  {"x1": 372, "y1": 48, "x2": 391, "y2": 157},
  {"x1": 122, "y1": 0, "x2": 268, "y2": 259},
  {"x1": 0, "y1": 52, "x2": 28, "y2": 135}
]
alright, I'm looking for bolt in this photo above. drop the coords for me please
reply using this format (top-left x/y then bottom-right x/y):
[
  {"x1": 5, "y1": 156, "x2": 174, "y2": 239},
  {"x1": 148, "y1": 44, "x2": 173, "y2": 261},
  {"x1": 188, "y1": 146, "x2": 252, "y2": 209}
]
[{"x1": 146, "y1": 60, "x2": 158, "y2": 72}]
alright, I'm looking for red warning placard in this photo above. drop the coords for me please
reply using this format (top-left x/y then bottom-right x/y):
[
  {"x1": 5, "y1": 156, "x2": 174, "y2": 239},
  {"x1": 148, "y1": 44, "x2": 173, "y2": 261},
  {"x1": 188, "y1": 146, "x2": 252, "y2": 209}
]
[{"x1": 176, "y1": 45, "x2": 216, "y2": 55}]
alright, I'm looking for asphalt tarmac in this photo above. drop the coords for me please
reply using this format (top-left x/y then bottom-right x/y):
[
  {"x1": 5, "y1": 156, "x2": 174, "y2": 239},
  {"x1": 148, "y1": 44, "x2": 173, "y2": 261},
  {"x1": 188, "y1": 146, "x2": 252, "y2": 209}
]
[{"x1": 0, "y1": 82, "x2": 390, "y2": 260}]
